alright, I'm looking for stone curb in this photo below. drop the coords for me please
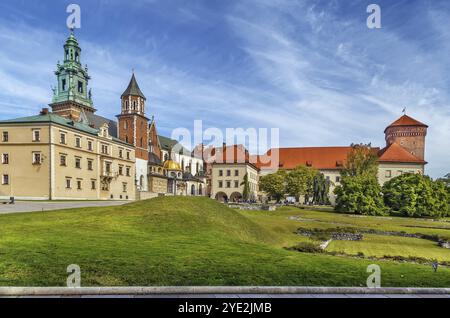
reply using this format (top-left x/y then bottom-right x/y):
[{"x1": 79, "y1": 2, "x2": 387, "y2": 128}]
[{"x1": 0, "y1": 287, "x2": 449, "y2": 296}]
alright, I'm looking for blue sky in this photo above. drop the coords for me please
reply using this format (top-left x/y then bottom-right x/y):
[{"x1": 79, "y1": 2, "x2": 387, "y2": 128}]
[{"x1": 0, "y1": 0, "x2": 449, "y2": 178}]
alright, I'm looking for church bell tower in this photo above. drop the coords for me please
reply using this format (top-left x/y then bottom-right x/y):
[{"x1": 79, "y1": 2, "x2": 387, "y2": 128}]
[
  {"x1": 50, "y1": 32, "x2": 96, "y2": 121},
  {"x1": 117, "y1": 72, "x2": 149, "y2": 191}
]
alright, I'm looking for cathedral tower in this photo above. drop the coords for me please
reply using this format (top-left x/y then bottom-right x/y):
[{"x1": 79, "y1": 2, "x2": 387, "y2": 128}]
[
  {"x1": 117, "y1": 73, "x2": 149, "y2": 191},
  {"x1": 384, "y1": 114, "x2": 428, "y2": 161},
  {"x1": 50, "y1": 32, "x2": 95, "y2": 120}
]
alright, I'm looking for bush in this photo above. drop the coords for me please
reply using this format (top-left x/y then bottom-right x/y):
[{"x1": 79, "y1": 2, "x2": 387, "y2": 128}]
[
  {"x1": 334, "y1": 174, "x2": 387, "y2": 216},
  {"x1": 382, "y1": 173, "x2": 449, "y2": 218}
]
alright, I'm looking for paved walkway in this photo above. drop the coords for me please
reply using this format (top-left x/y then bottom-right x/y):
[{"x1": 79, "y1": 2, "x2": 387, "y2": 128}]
[
  {"x1": 0, "y1": 201, "x2": 128, "y2": 214},
  {"x1": 1, "y1": 287, "x2": 449, "y2": 298},
  {"x1": 4, "y1": 294, "x2": 450, "y2": 298}
]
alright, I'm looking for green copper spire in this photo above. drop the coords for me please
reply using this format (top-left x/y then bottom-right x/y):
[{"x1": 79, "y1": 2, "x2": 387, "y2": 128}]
[{"x1": 51, "y1": 32, "x2": 94, "y2": 110}]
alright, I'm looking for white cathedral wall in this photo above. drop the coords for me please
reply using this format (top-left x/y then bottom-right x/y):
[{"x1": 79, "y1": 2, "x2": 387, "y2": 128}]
[{"x1": 135, "y1": 158, "x2": 148, "y2": 191}]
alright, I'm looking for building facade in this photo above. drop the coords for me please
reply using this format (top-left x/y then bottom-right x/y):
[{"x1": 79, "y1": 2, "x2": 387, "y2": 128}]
[{"x1": 0, "y1": 111, "x2": 135, "y2": 200}]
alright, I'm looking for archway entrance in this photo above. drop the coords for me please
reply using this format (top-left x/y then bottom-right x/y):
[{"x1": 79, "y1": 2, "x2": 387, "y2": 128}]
[
  {"x1": 215, "y1": 192, "x2": 228, "y2": 202},
  {"x1": 230, "y1": 192, "x2": 242, "y2": 202}
]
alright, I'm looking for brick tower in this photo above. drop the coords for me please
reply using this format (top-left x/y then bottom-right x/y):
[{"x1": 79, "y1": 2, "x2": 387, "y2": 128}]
[
  {"x1": 117, "y1": 73, "x2": 149, "y2": 191},
  {"x1": 384, "y1": 114, "x2": 428, "y2": 161}
]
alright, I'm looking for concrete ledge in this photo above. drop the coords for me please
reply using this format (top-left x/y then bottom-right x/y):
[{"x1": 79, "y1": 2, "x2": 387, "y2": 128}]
[{"x1": 0, "y1": 287, "x2": 449, "y2": 296}]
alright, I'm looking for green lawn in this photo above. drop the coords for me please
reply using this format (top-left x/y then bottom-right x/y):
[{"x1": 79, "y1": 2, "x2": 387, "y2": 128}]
[{"x1": 0, "y1": 197, "x2": 449, "y2": 287}]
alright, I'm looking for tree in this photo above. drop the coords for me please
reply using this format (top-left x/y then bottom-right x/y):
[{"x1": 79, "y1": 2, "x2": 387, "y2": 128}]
[
  {"x1": 241, "y1": 173, "x2": 250, "y2": 201},
  {"x1": 285, "y1": 165, "x2": 317, "y2": 202},
  {"x1": 383, "y1": 173, "x2": 449, "y2": 218},
  {"x1": 334, "y1": 143, "x2": 385, "y2": 215},
  {"x1": 334, "y1": 174, "x2": 386, "y2": 215},
  {"x1": 312, "y1": 173, "x2": 332, "y2": 205},
  {"x1": 341, "y1": 143, "x2": 378, "y2": 178},
  {"x1": 259, "y1": 170, "x2": 287, "y2": 202}
]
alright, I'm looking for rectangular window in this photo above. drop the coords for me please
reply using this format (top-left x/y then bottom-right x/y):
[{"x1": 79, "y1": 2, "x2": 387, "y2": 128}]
[
  {"x1": 226, "y1": 181, "x2": 231, "y2": 188},
  {"x1": 91, "y1": 180, "x2": 96, "y2": 190},
  {"x1": 234, "y1": 180, "x2": 239, "y2": 188},
  {"x1": 78, "y1": 81, "x2": 83, "y2": 94},
  {"x1": 62, "y1": 78, "x2": 67, "y2": 91},
  {"x1": 2, "y1": 131, "x2": 8, "y2": 142},
  {"x1": 227, "y1": 170, "x2": 231, "y2": 177},
  {"x1": 101, "y1": 144, "x2": 108, "y2": 155},
  {"x1": 87, "y1": 140, "x2": 93, "y2": 151},
  {"x1": 33, "y1": 130, "x2": 40, "y2": 142},
  {"x1": 60, "y1": 154, "x2": 67, "y2": 166},
  {"x1": 122, "y1": 182, "x2": 127, "y2": 193},
  {"x1": 218, "y1": 181, "x2": 223, "y2": 188},
  {"x1": 60, "y1": 133, "x2": 66, "y2": 144},
  {"x1": 234, "y1": 170, "x2": 239, "y2": 176},
  {"x1": 105, "y1": 162, "x2": 111, "y2": 173},
  {"x1": 219, "y1": 170, "x2": 223, "y2": 177},
  {"x1": 75, "y1": 157, "x2": 81, "y2": 169},
  {"x1": 2, "y1": 153, "x2": 9, "y2": 164},
  {"x1": 2, "y1": 174, "x2": 9, "y2": 185},
  {"x1": 119, "y1": 149, "x2": 123, "y2": 158},
  {"x1": 119, "y1": 165, "x2": 123, "y2": 176},
  {"x1": 126, "y1": 151, "x2": 130, "y2": 160},
  {"x1": 385, "y1": 170, "x2": 392, "y2": 178},
  {"x1": 32, "y1": 152, "x2": 42, "y2": 165},
  {"x1": 75, "y1": 137, "x2": 81, "y2": 148},
  {"x1": 66, "y1": 178, "x2": 71, "y2": 189},
  {"x1": 335, "y1": 176, "x2": 341, "y2": 182},
  {"x1": 77, "y1": 180, "x2": 82, "y2": 190},
  {"x1": 325, "y1": 176, "x2": 330, "y2": 181},
  {"x1": 126, "y1": 166, "x2": 131, "y2": 176},
  {"x1": 87, "y1": 159, "x2": 93, "y2": 171}
]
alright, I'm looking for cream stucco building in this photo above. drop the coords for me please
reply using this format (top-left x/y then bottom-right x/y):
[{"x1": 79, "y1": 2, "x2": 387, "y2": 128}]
[{"x1": 0, "y1": 111, "x2": 135, "y2": 200}]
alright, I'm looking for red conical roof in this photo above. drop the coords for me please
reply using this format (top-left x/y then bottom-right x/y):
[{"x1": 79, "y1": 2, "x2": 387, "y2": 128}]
[{"x1": 384, "y1": 114, "x2": 427, "y2": 133}]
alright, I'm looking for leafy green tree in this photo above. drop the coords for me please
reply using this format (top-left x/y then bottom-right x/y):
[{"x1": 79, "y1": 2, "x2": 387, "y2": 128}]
[
  {"x1": 341, "y1": 143, "x2": 378, "y2": 178},
  {"x1": 334, "y1": 143, "x2": 385, "y2": 215},
  {"x1": 383, "y1": 173, "x2": 449, "y2": 218},
  {"x1": 334, "y1": 174, "x2": 386, "y2": 215},
  {"x1": 241, "y1": 173, "x2": 250, "y2": 201},
  {"x1": 285, "y1": 165, "x2": 317, "y2": 202},
  {"x1": 259, "y1": 170, "x2": 287, "y2": 202}
]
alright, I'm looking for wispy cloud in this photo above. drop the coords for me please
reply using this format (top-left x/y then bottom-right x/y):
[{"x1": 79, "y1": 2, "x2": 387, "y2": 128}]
[{"x1": 0, "y1": 0, "x2": 448, "y2": 178}]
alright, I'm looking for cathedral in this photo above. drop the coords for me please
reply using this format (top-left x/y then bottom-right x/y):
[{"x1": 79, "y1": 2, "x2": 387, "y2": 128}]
[{"x1": 0, "y1": 32, "x2": 206, "y2": 200}]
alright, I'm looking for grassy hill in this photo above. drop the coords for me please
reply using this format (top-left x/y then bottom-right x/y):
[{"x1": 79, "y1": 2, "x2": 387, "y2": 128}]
[{"x1": 0, "y1": 197, "x2": 449, "y2": 287}]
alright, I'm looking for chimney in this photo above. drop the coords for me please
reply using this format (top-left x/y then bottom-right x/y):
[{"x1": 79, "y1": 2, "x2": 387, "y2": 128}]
[{"x1": 40, "y1": 108, "x2": 49, "y2": 115}]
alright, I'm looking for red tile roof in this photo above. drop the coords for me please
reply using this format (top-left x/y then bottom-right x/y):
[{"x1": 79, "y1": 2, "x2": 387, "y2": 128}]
[
  {"x1": 201, "y1": 144, "x2": 251, "y2": 164},
  {"x1": 378, "y1": 142, "x2": 426, "y2": 164},
  {"x1": 385, "y1": 114, "x2": 428, "y2": 132},
  {"x1": 256, "y1": 147, "x2": 359, "y2": 170}
]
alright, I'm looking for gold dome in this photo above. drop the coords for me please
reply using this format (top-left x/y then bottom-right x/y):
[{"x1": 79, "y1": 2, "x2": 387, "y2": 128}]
[{"x1": 163, "y1": 160, "x2": 182, "y2": 171}]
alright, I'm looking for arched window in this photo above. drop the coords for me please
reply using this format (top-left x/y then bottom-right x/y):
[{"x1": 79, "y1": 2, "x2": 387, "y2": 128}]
[
  {"x1": 140, "y1": 137, "x2": 143, "y2": 147},
  {"x1": 75, "y1": 52, "x2": 79, "y2": 62},
  {"x1": 199, "y1": 184, "x2": 203, "y2": 195},
  {"x1": 191, "y1": 185, "x2": 195, "y2": 195}
]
